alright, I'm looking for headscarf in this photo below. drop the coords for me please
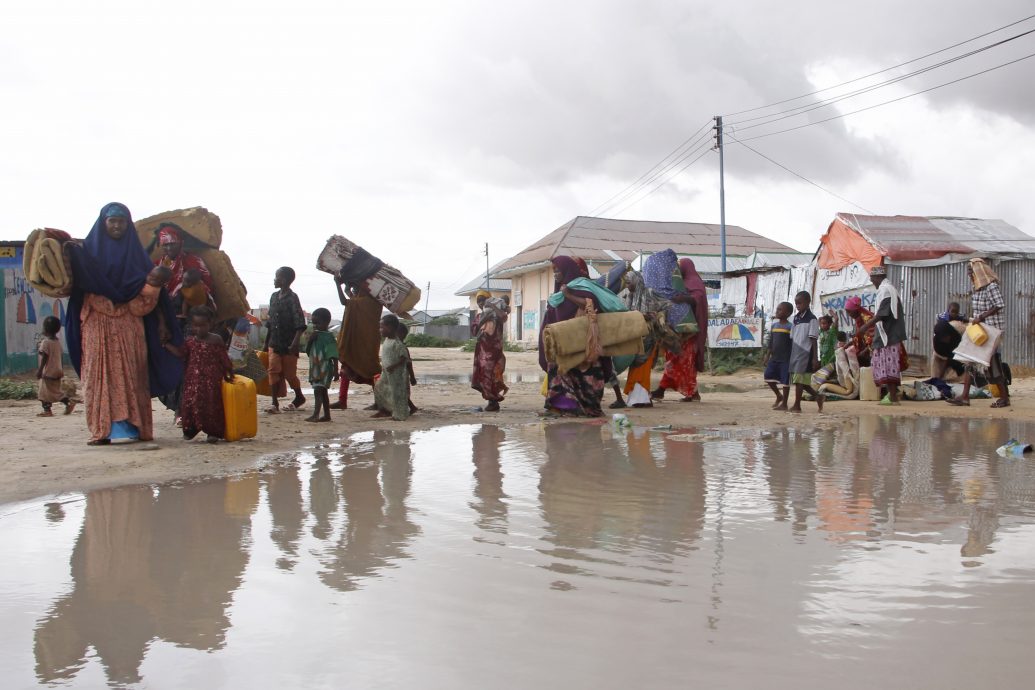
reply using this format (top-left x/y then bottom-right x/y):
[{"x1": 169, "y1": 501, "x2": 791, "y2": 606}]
[
  {"x1": 873, "y1": 274, "x2": 901, "y2": 347},
  {"x1": 642, "y1": 249, "x2": 689, "y2": 326},
  {"x1": 845, "y1": 296, "x2": 862, "y2": 313},
  {"x1": 969, "y1": 258, "x2": 998, "y2": 290},
  {"x1": 678, "y1": 258, "x2": 710, "y2": 349},
  {"x1": 622, "y1": 270, "x2": 669, "y2": 315},
  {"x1": 157, "y1": 223, "x2": 182, "y2": 245},
  {"x1": 574, "y1": 257, "x2": 590, "y2": 278},
  {"x1": 475, "y1": 289, "x2": 492, "y2": 301},
  {"x1": 65, "y1": 202, "x2": 183, "y2": 396},
  {"x1": 551, "y1": 256, "x2": 583, "y2": 291}
]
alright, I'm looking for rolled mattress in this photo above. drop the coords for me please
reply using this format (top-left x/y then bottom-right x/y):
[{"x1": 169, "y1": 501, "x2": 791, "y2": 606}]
[{"x1": 317, "y1": 235, "x2": 421, "y2": 315}]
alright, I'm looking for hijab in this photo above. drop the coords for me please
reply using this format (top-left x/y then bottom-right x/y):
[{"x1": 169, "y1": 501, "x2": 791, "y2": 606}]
[
  {"x1": 678, "y1": 258, "x2": 707, "y2": 295},
  {"x1": 642, "y1": 249, "x2": 689, "y2": 326},
  {"x1": 595, "y1": 262, "x2": 629, "y2": 294},
  {"x1": 65, "y1": 202, "x2": 183, "y2": 395}
]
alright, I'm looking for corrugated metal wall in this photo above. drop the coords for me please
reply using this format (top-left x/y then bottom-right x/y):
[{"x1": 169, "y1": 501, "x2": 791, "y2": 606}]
[{"x1": 890, "y1": 259, "x2": 1035, "y2": 368}]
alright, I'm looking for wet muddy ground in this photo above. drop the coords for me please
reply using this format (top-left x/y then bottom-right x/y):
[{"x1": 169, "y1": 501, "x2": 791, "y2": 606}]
[{"x1": 4, "y1": 416, "x2": 1035, "y2": 688}]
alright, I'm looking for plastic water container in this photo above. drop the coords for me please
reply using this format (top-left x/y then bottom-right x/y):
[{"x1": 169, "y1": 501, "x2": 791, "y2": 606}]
[
  {"x1": 254, "y1": 350, "x2": 273, "y2": 397},
  {"x1": 859, "y1": 366, "x2": 881, "y2": 401},
  {"x1": 222, "y1": 375, "x2": 258, "y2": 442}
]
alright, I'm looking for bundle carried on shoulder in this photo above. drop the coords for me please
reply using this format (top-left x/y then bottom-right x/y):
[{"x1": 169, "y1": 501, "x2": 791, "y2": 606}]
[
  {"x1": 136, "y1": 206, "x2": 222, "y2": 251},
  {"x1": 136, "y1": 207, "x2": 250, "y2": 321},
  {"x1": 316, "y1": 235, "x2": 421, "y2": 316},
  {"x1": 953, "y1": 323, "x2": 1002, "y2": 369},
  {"x1": 544, "y1": 311, "x2": 648, "y2": 372},
  {"x1": 24, "y1": 228, "x2": 74, "y2": 297}
]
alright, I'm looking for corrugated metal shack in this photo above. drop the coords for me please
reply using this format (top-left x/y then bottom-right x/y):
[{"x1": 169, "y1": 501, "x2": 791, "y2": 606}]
[{"x1": 721, "y1": 213, "x2": 1035, "y2": 368}]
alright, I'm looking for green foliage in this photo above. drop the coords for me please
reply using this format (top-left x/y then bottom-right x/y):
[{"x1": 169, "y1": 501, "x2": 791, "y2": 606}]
[
  {"x1": 461, "y1": 339, "x2": 525, "y2": 353},
  {"x1": 405, "y1": 333, "x2": 465, "y2": 348},
  {"x1": 428, "y1": 315, "x2": 460, "y2": 326},
  {"x1": 0, "y1": 379, "x2": 37, "y2": 400},
  {"x1": 707, "y1": 348, "x2": 763, "y2": 376}
]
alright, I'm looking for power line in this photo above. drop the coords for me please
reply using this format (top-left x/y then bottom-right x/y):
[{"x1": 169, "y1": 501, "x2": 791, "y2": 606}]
[
  {"x1": 726, "y1": 27, "x2": 1035, "y2": 130},
  {"x1": 590, "y1": 119, "x2": 713, "y2": 217},
  {"x1": 608, "y1": 146, "x2": 715, "y2": 217},
  {"x1": 722, "y1": 13, "x2": 1035, "y2": 117},
  {"x1": 726, "y1": 134, "x2": 876, "y2": 214},
  {"x1": 731, "y1": 49, "x2": 1035, "y2": 143}
]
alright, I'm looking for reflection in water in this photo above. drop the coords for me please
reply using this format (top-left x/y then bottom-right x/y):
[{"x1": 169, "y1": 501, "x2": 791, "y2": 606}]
[
  {"x1": 538, "y1": 424, "x2": 707, "y2": 584},
  {"x1": 11, "y1": 416, "x2": 1035, "y2": 688},
  {"x1": 316, "y1": 430, "x2": 420, "y2": 592},
  {"x1": 33, "y1": 475, "x2": 258, "y2": 686},
  {"x1": 470, "y1": 426, "x2": 508, "y2": 533}
]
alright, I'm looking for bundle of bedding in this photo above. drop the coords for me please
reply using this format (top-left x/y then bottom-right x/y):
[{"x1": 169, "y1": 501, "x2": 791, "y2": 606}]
[
  {"x1": 316, "y1": 235, "x2": 421, "y2": 316},
  {"x1": 543, "y1": 311, "x2": 648, "y2": 373},
  {"x1": 23, "y1": 228, "x2": 74, "y2": 298}
]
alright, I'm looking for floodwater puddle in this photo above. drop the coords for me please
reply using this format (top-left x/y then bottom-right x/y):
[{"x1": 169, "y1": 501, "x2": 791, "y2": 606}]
[
  {"x1": 4, "y1": 417, "x2": 1035, "y2": 688},
  {"x1": 414, "y1": 372, "x2": 543, "y2": 385}
]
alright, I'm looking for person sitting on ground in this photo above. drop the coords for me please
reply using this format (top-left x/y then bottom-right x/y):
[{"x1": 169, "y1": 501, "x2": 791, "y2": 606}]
[
  {"x1": 36, "y1": 316, "x2": 76, "y2": 417},
  {"x1": 788, "y1": 291, "x2": 823, "y2": 413},
  {"x1": 948, "y1": 258, "x2": 1010, "y2": 408},
  {"x1": 265, "y1": 266, "x2": 307, "y2": 413},
  {"x1": 763, "y1": 302, "x2": 793, "y2": 410},
  {"x1": 932, "y1": 301, "x2": 967, "y2": 380},
  {"x1": 372, "y1": 314, "x2": 412, "y2": 421},
  {"x1": 163, "y1": 305, "x2": 234, "y2": 443},
  {"x1": 304, "y1": 308, "x2": 340, "y2": 423}
]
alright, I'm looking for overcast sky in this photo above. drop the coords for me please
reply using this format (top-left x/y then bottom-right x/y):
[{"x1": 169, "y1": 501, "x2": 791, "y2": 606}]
[{"x1": 3, "y1": 0, "x2": 1034, "y2": 313}]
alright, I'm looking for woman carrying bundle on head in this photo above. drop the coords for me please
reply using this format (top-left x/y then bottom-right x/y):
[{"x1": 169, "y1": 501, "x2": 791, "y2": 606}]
[{"x1": 646, "y1": 251, "x2": 706, "y2": 402}]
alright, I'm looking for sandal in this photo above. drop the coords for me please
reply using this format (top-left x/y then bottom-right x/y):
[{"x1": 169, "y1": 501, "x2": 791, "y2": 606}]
[
  {"x1": 265, "y1": 407, "x2": 282, "y2": 414},
  {"x1": 608, "y1": 400, "x2": 627, "y2": 409},
  {"x1": 87, "y1": 439, "x2": 111, "y2": 446},
  {"x1": 946, "y1": 397, "x2": 970, "y2": 407},
  {"x1": 991, "y1": 399, "x2": 1011, "y2": 408}
]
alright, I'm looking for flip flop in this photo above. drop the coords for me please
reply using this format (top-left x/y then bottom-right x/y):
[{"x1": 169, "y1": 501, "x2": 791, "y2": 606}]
[
  {"x1": 265, "y1": 407, "x2": 282, "y2": 414},
  {"x1": 946, "y1": 398, "x2": 970, "y2": 407},
  {"x1": 991, "y1": 399, "x2": 1011, "y2": 408}
]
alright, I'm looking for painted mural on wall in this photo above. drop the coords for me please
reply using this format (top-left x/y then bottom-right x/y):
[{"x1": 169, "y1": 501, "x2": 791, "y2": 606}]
[{"x1": 1, "y1": 244, "x2": 70, "y2": 374}]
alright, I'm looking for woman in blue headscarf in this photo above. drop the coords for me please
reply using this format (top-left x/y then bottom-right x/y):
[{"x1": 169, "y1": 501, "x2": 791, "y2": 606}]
[
  {"x1": 65, "y1": 202, "x2": 183, "y2": 445},
  {"x1": 642, "y1": 249, "x2": 701, "y2": 402}
]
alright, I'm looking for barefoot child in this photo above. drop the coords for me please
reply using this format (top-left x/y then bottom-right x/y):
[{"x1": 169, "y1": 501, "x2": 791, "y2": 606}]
[
  {"x1": 304, "y1": 308, "x2": 339, "y2": 423},
  {"x1": 789, "y1": 291, "x2": 824, "y2": 413},
  {"x1": 372, "y1": 314, "x2": 411, "y2": 421},
  {"x1": 762, "y1": 302, "x2": 792, "y2": 410},
  {"x1": 265, "y1": 266, "x2": 307, "y2": 413},
  {"x1": 36, "y1": 316, "x2": 76, "y2": 417},
  {"x1": 397, "y1": 322, "x2": 419, "y2": 415},
  {"x1": 164, "y1": 306, "x2": 234, "y2": 442}
]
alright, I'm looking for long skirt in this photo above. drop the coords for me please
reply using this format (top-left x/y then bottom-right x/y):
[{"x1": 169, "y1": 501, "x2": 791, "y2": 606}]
[
  {"x1": 623, "y1": 345, "x2": 658, "y2": 395},
  {"x1": 659, "y1": 338, "x2": 698, "y2": 397},
  {"x1": 546, "y1": 362, "x2": 606, "y2": 417},
  {"x1": 871, "y1": 343, "x2": 902, "y2": 386},
  {"x1": 472, "y1": 334, "x2": 507, "y2": 402}
]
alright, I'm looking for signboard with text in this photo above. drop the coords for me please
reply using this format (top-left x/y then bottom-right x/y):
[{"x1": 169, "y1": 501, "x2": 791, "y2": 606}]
[{"x1": 707, "y1": 317, "x2": 763, "y2": 349}]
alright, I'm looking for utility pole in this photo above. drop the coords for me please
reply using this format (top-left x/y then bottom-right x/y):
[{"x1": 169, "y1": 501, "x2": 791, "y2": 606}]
[
  {"x1": 424, "y1": 281, "x2": 431, "y2": 328},
  {"x1": 714, "y1": 115, "x2": 727, "y2": 273},
  {"x1": 484, "y1": 242, "x2": 490, "y2": 289}
]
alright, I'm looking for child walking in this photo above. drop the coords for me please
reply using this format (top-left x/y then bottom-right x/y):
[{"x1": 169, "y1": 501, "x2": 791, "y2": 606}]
[
  {"x1": 762, "y1": 302, "x2": 793, "y2": 410},
  {"x1": 305, "y1": 308, "x2": 339, "y2": 423},
  {"x1": 372, "y1": 314, "x2": 411, "y2": 421},
  {"x1": 36, "y1": 316, "x2": 75, "y2": 417},
  {"x1": 164, "y1": 306, "x2": 234, "y2": 442},
  {"x1": 817, "y1": 314, "x2": 839, "y2": 368},
  {"x1": 265, "y1": 266, "x2": 307, "y2": 413},
  {"x1": 789, "y1": 291, "x2": 824, "y2": 413}
]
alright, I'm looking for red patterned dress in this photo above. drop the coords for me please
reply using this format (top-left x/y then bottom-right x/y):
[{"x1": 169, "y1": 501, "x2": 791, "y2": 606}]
[{"x1": 180, "y1": 338, "x2": 232, "y2": 438}]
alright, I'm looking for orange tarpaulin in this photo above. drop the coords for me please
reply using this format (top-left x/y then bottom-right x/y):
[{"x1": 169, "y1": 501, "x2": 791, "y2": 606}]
[{"x1": 816, "y1": 218, "x2": 884, "y2": 271}]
